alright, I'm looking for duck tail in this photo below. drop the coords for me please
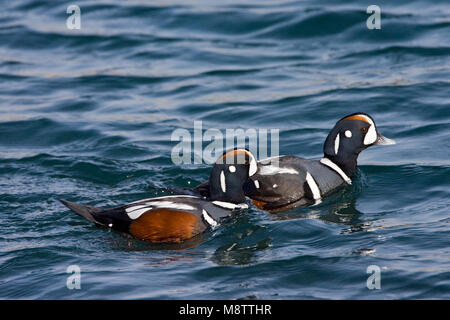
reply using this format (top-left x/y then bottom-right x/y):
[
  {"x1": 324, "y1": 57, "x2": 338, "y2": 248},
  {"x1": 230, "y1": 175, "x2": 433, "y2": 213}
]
[{"x1": 59, "y1": 199, "x2": 104, "y2": 225}]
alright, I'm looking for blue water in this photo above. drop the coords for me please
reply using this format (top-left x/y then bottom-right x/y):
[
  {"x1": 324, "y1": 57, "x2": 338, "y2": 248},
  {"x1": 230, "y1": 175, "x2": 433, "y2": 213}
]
[{"x1": 0, "y1": 0, "x2": 449, "y2": 299}]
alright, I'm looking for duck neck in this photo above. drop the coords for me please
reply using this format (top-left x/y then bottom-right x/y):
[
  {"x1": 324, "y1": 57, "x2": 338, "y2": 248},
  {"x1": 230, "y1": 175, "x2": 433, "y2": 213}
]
[{"x1": 323, "y1": 152, "x2": 358, "y2": 178}]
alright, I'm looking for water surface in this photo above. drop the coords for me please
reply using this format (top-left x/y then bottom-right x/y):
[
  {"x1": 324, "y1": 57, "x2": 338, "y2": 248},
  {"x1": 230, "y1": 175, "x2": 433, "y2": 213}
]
[{"x1": 0, "y1": 0, "x2": 449, "y2": 299}]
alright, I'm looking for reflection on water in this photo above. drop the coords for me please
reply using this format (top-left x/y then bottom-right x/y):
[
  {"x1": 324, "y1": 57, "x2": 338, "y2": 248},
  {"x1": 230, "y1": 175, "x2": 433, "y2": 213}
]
[
  {"x1": 71, "y1": 170, "x2": 379, "y2": 267},
  {"x1": 210, "y1": 216, "x2": 272, "y2": 266},
  {"x1": 268, "y1": 196, "x2": 374, "y2": 234},
  {"x1": 264, "y1": 173, "x2": 366, "y2": 223},
  {"x1": 211, "y1": 237, "x2": 272, "y2": 266},
  {"x1": 1, "y1": 0, "x2": 449, "y2": 298},
  {"x1": 106, "y1": 230, "x2": 209, "y2": 251},
  {"x1": 322, "y1": 198, "x2": 363, "y2": 224}
]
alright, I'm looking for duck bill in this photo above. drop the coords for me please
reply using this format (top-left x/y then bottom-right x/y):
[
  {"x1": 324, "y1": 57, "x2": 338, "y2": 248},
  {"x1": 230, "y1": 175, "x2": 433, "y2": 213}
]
[{"x1": 374, "y1": 133, "x2": 396, "y2": 146}]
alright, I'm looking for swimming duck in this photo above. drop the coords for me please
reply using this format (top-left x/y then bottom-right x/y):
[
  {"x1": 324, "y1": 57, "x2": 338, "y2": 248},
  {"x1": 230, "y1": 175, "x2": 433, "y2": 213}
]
[
  {"x1": 61, "y1": 149, "x2": 257, "y2": 243},
  {"x1": 242, "y1": 113, "x2": 396, "y2": 212}
]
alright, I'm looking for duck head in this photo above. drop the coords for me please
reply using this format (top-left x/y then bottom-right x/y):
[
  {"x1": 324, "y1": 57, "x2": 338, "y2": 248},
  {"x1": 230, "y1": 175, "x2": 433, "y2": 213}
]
[
  {"x1": 209, "y1": 149, "x2": 257, "y2": 204},
  {"x1": 323, "y1": 113, "x2": 396, "y2": 177}
]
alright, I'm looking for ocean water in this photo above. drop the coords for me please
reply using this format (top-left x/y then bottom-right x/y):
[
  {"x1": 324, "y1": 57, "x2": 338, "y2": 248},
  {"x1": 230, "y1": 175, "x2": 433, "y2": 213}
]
[{"x1": 0, "y1": 0, "x2": 449, "y2": 299}]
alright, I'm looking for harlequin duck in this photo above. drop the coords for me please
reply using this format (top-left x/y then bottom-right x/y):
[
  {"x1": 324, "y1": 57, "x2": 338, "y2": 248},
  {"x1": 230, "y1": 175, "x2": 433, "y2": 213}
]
[
  {"x1": 242, "y1": 113, "x2": 396, "y2": 212},
  {"x1": 60, "y1": 149, "x2": 257, "y2": 243}
]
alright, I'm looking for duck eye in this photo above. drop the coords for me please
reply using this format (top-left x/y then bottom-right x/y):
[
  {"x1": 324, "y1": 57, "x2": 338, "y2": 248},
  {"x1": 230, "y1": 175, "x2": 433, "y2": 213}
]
[{"x1": 361, "y1": 127, "x2": 368, "y2": 134}]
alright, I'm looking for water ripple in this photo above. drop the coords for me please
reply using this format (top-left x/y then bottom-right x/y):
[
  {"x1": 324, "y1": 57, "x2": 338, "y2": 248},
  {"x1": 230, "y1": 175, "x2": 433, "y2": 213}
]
[{"x1": 0, "y1": 0, "x2": 449, "y2": 299}]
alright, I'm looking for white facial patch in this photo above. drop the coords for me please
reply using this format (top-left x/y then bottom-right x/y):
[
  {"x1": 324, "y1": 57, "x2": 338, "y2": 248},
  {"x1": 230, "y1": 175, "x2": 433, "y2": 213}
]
[
  {"x1": 229, "y1": 165, "x2": 236, "y2": 173},
  {"x1": 345, "y1": 130, "x2": 352, "y2": 138},
  {"x1": 254, "y1": 180, "x2": 260, "y2": 189},
  {"x1": 364, "y1": 124, "x2": 377, "y2": 145},
  {"x1": 220, "y1": 170, "x2": 226, "y2": 193},
  {"x1": 248, "y1": 153, "x2": 257, "y2": 176},
  {"x1": 334, "y1": 133, "x2": 340, "y2": 155},
  {"x1": 227, "y1": 149, "x2": 257, "y2": 176},
  {"x1": 305, "y1": 172, "x2": 321, "y2": 200},
  {"x1": 355, "y1": 114, "x2": 377, "y2": 145},
  {"x1": 273, "y1": 184, "x2": 278, "y2": 188}
]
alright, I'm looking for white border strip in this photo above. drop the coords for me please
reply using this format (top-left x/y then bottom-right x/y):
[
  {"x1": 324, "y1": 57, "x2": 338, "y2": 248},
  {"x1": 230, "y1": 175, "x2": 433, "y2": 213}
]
[
  {"x1": 306, "y1": 172, "x2": 321, "y2": 200},
  {"x1": 320, "y1": 158, "x2": 352, "y2": 184}
]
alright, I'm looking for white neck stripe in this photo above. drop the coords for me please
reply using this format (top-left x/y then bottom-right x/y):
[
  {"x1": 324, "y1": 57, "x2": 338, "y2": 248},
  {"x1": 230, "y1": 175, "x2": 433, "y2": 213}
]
[{"x1": 320, "y1": 158, "x2": 352, "y2": 184}]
